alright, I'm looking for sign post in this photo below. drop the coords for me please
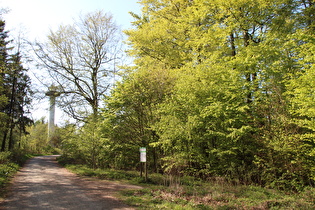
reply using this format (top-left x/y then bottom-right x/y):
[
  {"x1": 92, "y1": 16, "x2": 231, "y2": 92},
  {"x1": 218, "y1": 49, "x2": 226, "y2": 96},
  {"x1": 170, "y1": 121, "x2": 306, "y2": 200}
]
[
  {"x1": 139, "y1": 147, "x2": 147, "y2": 181},
  {"x1": 140, "y1": 147, "x2": 146, "y2": 162}
]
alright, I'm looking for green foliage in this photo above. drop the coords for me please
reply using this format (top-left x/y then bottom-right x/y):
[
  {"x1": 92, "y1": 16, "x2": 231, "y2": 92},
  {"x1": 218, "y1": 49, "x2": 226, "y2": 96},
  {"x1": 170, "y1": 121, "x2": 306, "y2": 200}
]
[
  {"x1": 0, "y1": 162, "x2": 19, "y2": 189},
  {"x1": 60, "y1": 117, "x2": 107, "y2": 169},
  {"x1": 58, "y1": 124, "x2": 82, "y2": 163},
  {"x1": 102, "y1": 67, "x2": 174, "y2": 170},
  {"x1": 0, "y1": 151, "x2": 11, "y2": 164},
  {"x1": 151, "y1": 62, "x2": 257, "y2": 180},
  {"x1": 20, "y1": 119, "x2": 64, "y2": 155},
  {"x1": 78, "y1": 118, "x2": 108, "y2": 169},
  {"x1": 106, "y1": 0, "x2": 315, "y2": 191},
  {"x1": 21, "y1": 119, "x2": 48, "y2": 153},
  {"x1": 58, "y1": 0, "x2": 315, "y2": 192},
  {"x1": 0, "y1": 150, "x2": 31, "y2": 198},
  {"x1": 0, "y1": 19, "x2": 33, "y2": 152}
]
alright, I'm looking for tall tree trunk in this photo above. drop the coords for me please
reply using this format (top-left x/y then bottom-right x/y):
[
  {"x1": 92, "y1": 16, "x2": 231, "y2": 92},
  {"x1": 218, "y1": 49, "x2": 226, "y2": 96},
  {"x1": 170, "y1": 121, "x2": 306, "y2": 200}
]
[
  {"x1": 243, "y1": 30, "x2": 254, "y2": 104},
  {"x1": 230, "y1": 33, "x2": 236, "y2": 57},
  {"x1": 1, "y1": 128, "x2": 8, "y2": 151},
  {"x1": 7, "y1": 71, "x2": 17, "y2": 151},
  {"x1": 8, "y1": 121, "x2": 14, "y2": 150}
]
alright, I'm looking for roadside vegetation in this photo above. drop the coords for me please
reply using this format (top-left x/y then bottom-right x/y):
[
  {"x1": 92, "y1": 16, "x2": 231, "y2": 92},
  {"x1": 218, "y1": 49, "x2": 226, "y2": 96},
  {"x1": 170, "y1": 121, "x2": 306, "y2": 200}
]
[
  {"x1": 63, "y1": 163, "x2": 315, "y2": 209},
  {"x1": 0, "y1": 151, "x2": 33, "y2": 199}
]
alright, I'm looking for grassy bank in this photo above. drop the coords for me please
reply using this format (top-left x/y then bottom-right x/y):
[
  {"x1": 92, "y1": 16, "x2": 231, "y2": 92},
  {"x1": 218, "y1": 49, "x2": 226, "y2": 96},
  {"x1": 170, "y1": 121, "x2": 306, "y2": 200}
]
[
  {"x1": 63, "y1": 164, "x2": 315, "y2": 209},
  {"x1": 0, "y1": 151, "x2": 33, "y2": 200}
]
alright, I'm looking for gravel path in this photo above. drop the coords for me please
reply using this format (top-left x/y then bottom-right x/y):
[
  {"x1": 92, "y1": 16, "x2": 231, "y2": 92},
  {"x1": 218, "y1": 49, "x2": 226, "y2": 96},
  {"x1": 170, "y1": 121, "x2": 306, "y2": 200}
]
[{"x1": 1, "y1": 155, "x2": 141, "y2": 210}]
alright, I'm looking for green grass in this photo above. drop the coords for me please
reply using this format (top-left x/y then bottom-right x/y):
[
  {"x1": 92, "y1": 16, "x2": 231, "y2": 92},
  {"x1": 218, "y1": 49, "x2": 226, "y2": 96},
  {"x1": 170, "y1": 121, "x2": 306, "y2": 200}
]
[
  {"x1": 119, "y1": 182, "x2": 314, "y2": 209},
  {"x1": 63, "y1": 164, "x2": 315, "y2": 209},
  {"x1": 0, "y1": 151, "x2": 35, "y2": 200},
  {"x1": 65, "y1": 164, "x2": 141, "y2": 181}
]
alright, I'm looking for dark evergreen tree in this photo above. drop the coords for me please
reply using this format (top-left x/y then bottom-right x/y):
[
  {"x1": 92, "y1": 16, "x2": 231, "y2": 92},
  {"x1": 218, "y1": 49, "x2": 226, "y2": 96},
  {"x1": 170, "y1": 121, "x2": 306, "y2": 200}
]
[
  {"x1": 0, "y1": 19, "x2": 10, "y2": 150},
  {"x1": 0, "y1": 19, "x2": 33, "y2": 151}
]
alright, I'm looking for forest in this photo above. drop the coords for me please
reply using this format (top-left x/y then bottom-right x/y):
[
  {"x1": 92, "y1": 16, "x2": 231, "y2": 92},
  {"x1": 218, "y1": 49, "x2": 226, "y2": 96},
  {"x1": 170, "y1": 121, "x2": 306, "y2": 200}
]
[{"x1": 1, "y1": 0, "x2": 315, "y2": 194}]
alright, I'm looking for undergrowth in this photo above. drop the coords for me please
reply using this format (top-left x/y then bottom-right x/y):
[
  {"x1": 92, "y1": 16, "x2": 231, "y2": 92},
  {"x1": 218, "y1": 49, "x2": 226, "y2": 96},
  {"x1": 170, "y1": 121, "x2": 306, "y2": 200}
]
[
  {"x1": 0, "y1": 151, "x2": 33, "y2": 199},
  {"x1": 62, "y1": 163, "x2": 315, "y2": 209}
]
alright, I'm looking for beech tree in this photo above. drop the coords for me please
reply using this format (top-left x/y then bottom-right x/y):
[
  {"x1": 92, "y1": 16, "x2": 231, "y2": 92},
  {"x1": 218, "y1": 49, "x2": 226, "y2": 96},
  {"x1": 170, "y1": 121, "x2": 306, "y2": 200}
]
[
  {"x1": 58, "y1": 0, "x2": 315, "y2": 190},
  {"x1": 34, "y1": 10, "x2": 121, "y2": 120},
  {"x1": 98, "y1": 0, "x2": 315, "y2": 190},
  {"x1": 103, "y1": 66, "x2": 174, "y2": 170}
]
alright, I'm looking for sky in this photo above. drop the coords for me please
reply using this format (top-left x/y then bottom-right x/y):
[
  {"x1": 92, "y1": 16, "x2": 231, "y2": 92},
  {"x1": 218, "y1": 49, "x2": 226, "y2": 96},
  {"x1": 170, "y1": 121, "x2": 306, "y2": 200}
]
[
  {"x1": 1, "y1": 0, "x2": 141, "y2": 39},
  {"x1": 0, "y1": 0, "x2": 142, "y2": 124}
]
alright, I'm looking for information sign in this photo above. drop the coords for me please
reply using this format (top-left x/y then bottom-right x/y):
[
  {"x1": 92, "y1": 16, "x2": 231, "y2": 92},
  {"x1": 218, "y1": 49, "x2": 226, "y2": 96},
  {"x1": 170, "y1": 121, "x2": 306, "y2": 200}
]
[{"x1": 139, "y1": 147, "x2": 146, "y2": 162}]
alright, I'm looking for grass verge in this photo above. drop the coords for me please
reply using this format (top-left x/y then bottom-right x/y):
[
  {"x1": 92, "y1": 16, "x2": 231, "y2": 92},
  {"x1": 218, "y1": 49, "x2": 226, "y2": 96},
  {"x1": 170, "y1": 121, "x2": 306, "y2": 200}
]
[
  {"x1": 0, "y1": 151, "x2": 34, "y2": 200},
  {"x1": 63, "y1": 164, "x2": 315, "y2": 209}
]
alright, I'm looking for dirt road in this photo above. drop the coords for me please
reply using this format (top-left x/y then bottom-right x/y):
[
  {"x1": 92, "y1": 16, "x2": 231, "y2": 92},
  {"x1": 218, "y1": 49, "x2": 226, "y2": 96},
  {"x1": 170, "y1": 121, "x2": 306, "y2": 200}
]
[{"x1": 1, "y1": 155, "x2": 141, "y2": 210}]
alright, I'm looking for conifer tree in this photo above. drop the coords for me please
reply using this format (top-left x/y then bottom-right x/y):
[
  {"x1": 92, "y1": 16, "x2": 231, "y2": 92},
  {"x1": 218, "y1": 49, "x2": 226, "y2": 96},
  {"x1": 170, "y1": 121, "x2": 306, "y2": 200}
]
[
  {"x1": 0, "y1": 19, "x2": 32, "y2": 151},
  {"x1": 0, "y1": 19, "x2": 10, "y2": 150}
]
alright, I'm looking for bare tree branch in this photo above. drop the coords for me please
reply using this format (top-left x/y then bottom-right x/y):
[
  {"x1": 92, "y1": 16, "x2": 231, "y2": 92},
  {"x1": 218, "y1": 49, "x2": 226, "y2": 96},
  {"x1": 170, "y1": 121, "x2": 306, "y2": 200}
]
[{"x1": 32, "y1": 10, "x2": 122, "y2": 120}]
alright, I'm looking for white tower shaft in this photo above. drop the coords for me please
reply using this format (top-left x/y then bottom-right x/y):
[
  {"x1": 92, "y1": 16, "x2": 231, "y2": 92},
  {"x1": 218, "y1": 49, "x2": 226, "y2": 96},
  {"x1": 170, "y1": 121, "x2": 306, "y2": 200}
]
[
  {"x1": 48, "y1": 95, "x2": 56, "y2": 141},
  {"x1": 46, "y1": 87, "x2": 61, "y2": 144}
]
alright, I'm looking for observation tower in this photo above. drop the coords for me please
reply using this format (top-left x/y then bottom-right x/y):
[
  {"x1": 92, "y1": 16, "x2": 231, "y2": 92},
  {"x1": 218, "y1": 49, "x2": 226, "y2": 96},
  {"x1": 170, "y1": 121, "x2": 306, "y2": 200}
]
[{"x1": 45, "y1": 86, "x2": 61, "y2": 143}]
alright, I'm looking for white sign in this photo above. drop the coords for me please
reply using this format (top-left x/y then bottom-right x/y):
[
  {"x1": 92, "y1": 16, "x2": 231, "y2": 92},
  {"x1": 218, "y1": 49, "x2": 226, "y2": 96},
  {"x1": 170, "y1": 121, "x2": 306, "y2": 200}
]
[{"x1": 140, "y1": 147, "x2": 146, "y2": 162}]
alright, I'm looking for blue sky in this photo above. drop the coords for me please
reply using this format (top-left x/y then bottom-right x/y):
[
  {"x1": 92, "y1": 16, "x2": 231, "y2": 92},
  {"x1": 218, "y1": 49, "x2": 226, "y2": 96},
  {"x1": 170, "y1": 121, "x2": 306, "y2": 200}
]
[
  {"x1": 1, "y1": 0, "x2": 141, "y2": 40},
  {"x1": 0, "y1": 0, "x2": 142, "y2": 123}
]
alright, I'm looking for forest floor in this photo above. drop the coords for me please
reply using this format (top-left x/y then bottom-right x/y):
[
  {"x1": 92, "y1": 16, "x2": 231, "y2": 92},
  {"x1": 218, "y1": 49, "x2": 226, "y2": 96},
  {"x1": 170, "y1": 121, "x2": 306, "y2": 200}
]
[
  {"x1": 0, "y1": 155, "x2": 142, "y2": 210},
  {"x1": 63, "y1": 164, "x2": 315, "y2": 209}
]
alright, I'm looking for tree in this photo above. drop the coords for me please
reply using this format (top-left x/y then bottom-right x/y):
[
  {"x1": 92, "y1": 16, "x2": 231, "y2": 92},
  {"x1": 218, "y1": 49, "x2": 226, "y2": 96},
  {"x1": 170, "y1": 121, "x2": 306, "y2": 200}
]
[
  {"x1": 103, "y1": 66, "x2": 174, "y2": 170},
  {"x1": 34, "y1": 10, "x2": 122, "y2": 121},
  {"x1": 51, "y1": 0, "x2": 315, "y2": 190},
  {"x1": 59, "y1": 117, "x2": 107, "y2": 168},
  {"x1": 126, "y1": 0, "x2": 195, "y2": 69},
  {"x1": 119, "y1": 0, "x2": 315, "y2": 189},
  {"x1": 22, "y1": 119, "x2": 48, "y2": 153},
  {"x1": 0, "y1": 19, "x2": 10, "y2": 141},
  {"x1": 124, "y1": 0, "x2": 272, "y2": 178},
  {"x1": 0, "y1": 19, "x2": 32, "y2": 151},
  {"x1": 281, "y1": 1, "x2": 315, "y2": 187},
  {"x1": 3, "y1": 52, "x2": 33, "y2": 151}
]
